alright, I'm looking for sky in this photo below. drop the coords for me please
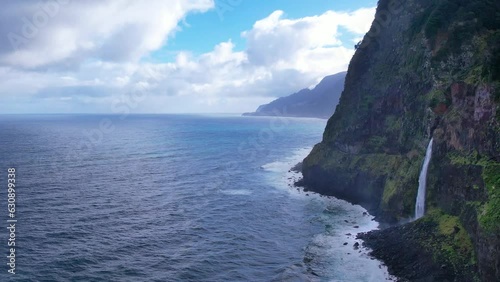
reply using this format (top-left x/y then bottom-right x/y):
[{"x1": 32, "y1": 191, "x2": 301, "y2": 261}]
[{"x1": 0, "y1": 0, "x2": 377, "y2": 114}]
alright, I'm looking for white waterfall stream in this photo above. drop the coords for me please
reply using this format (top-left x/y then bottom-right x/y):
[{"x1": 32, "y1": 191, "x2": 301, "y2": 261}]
[{"x1": 415, "y1": 138, "x2": 433, "y2": 220}]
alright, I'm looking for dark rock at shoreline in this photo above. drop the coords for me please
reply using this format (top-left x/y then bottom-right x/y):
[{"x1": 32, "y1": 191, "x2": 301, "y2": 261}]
[
  {"x1": 358, "y1": 215, "x2": 478, "y2": 282},
  {"x1": 358, "y1": 227, "x2": 445, "y2": 281},
  {"x1": 290, "y1": 162, "x2": 302, "y2": 173},
  {"x1": 294, "y1": 178, "x2": 304, "y2": 187}
]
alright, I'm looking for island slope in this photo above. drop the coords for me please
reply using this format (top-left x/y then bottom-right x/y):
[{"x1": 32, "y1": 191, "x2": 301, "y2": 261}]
[{"x1": 243, "y1": 72, "x2": 346, "y2": 119}]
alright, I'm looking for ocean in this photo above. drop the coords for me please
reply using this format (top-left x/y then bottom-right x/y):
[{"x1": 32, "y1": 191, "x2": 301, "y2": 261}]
[{"x1": 0, "y1": 114, "x2": 392, "y2": 281}]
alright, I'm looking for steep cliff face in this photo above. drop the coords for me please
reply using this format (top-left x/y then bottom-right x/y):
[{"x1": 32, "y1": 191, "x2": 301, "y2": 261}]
[{"x1": 301, "y1": 0, "x2": 500, "y2": 280}]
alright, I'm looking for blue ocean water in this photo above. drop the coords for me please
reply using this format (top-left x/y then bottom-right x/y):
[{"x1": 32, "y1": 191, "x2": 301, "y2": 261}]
[{"x1": 0, "y1": 114, "x2": 392, "y2": 281}]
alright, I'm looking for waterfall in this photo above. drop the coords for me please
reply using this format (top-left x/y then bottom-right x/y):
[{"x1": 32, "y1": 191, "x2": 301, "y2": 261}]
[{"x1": 415, "y1": 138, "x2": 434, "y2": 220}]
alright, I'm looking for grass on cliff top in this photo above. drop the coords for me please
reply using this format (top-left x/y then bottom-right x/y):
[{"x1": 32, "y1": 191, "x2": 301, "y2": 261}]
[
  {"x1": 305, "y1": 144, "x2": 403, "y2": 175},
  {"x1": 480, "y1": 163, "x2": 500, "y2": 234},
  {"x1": 449, "y1": 151, "x2": 500, "y2": 234},
  {"x1": 421, "y1": 209, "x2": 477, "y2": 270}
]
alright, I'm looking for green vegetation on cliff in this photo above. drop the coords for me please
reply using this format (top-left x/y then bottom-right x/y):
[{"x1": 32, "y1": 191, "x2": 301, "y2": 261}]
[
  {"x1": 422, "y1": 209, "x2": 476, "y2": 269},
  {"x1": 481, "y1": 163, "x2": 500, "y2": 233},
  {"x1": 358, "y1": 209, "x2": 479, "y2": 281},
  {"x1": 449, "y1": 151, "x2": 500, "y2": 234}
]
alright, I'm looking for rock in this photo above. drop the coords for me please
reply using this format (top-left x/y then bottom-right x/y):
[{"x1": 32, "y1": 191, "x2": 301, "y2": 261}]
[
  {"x1": 343, "y1": 242, "x2": 348, "y2": 245},
  {"x1": 357, "y1": 219, "x2": 473, "y2": 281},
  {"x1": 290, "y1": 162, "x2": 303, "y2": 173}
]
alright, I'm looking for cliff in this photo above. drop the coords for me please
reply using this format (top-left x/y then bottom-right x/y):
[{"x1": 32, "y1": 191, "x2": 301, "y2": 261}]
[
  {"x1": 243, "y1": 72, "x2": 346, "y2": 119},
  {"x1": 300, "y1": 0, "x2": 500, "y2": 280}
]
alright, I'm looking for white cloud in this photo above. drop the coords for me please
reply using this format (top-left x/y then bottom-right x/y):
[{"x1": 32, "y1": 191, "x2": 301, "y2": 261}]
[
  {"x1": 243, "y1": 9, "x2": 375, "y2": 70},
  {"x1": 0, "y1": 4, "x2": 376, "y2": 113},
  {"x1": 0, "y1": 0, "x2": 214, "y2": 69},
  {"x1": 338, "y1": 7, "x2": 378, "y2": 34}
]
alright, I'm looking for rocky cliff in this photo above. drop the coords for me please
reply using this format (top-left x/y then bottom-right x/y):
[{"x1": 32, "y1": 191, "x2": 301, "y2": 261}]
[
  {"x1": 300, "y1": 0, "x2": 500, "y2": 280},
  {"x1": 243, "y1": 72, "x2": 346, "y2": 119}
]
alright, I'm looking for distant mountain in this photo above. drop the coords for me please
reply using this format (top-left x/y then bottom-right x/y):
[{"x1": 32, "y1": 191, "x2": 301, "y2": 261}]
[{"x1": 243, "y1": 71, "x2": 346, "y2": 119}]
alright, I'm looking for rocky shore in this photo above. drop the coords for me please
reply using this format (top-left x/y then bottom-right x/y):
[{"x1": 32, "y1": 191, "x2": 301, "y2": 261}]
[{"x1": 357, "y1": 210, "x2": 478, "y2": 282}]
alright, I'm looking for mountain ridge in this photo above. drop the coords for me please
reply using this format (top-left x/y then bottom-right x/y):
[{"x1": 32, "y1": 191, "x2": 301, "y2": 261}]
[{"x1": 243, "y1": 72, "x2": 346, "y2": 119}]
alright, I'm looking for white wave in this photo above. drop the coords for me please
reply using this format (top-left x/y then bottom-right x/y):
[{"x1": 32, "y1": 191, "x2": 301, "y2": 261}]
[
  {"x1": 260, "y1": 161, "x2": 288, "y2": 172},
  {"x1": 260, "y1": 147, "x2": 314, "y2": 197},
  {"x1": 219, "y1": 189, "x2": 253, "y2": 196},
  {"x1": 301, "y1": 196, "x2": 396, "y2": 281},
  {"x1": 263, "y1": 147, "x2": 395, "y2": 281},
  {"x1": 261, "y1": 147, "x2": 311, "y2": 172}
]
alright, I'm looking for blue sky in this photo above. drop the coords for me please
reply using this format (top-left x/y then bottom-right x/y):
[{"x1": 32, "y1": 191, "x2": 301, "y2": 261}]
[
  {"x1": 149, "y1": 0, "x2": 377, "y2": 62},
  {"x1": 0, "y1": 0, "x2": 377, "y2": 114}
]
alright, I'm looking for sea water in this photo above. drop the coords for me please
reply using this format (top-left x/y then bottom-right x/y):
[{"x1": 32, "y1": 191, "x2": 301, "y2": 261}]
[{"x1": 0, "y1": 114, "x2": 392, "y2": 281}]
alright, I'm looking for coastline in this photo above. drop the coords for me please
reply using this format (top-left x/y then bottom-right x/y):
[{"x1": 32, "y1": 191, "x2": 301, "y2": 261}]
[
  {"x1": 242, "y1": 113, "x2": 330, "y2": 120},
  {"x1": 293, "y1": 174, "x2": 402, "y2": 281},
  {"x1": 267, "y1": 147, "x2": 395, "y2": 281},
  {"x1": 295, "y1": 167, "x2": 480, "y2": 282}
]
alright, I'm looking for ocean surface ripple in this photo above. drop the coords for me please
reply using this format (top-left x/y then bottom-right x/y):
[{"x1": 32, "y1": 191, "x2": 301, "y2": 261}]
[{"x1": 0, "y1": 114, "x2": 392, "y2": 281}]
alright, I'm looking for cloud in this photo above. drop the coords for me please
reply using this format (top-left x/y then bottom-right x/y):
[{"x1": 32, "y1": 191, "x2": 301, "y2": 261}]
[
  {"x1": 0, "y1": 0, "x2": 213, "y2": 69},
  {"x1": 0, "y1": 4, "x2": 376, "y2": 113},
  {"x1": 243, "y1": 9, "x2": 375, "y2": 71}
]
